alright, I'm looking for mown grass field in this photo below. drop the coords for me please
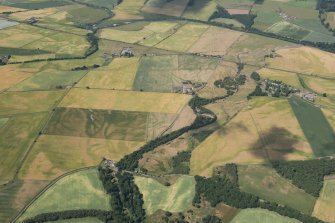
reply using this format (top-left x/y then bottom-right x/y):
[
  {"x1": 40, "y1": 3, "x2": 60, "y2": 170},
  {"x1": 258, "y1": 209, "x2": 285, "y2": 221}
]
[
  {"x1": 9, "y1": 70, "x2": 87, "y2": 91},
  {"x1": 313, "y1": 176, "x2": 335, "y2": 223},
  {"x1": 77, "y1": 58, "x2": 139, "y2": 90},
  {"x1": 18, "y1": 168, "x2": 110, "y2": 222},
  {"x1": 0, "y1": 90, "x2": 65, "y2": 116},
  {"x1": 44, "y1": 107, "x2": 148, "y2": 141},
  {"x1": 238, "y1": 165, "x2": 316, "y2": 214},
  {"x1": 0, "y1": 113, "x2": 47, "y2": 184},
  {"x1": 135, "y1": 175, "x2": 195, "y2": 215},
  {"x1": 231, "y1": 208, "x2": 302, "y2": 223},
  {"x1": 59, "y1": 88, "x2": 191, "y2": 114},
  {"x1": 267, "y1": 47, "x2": 335, "y2": 78},
  {"x1": 190, "y1": 97, "x2": 312, "y2": 176},
  {"x1": 19, "y1": 135, "x2": 144, "y2": 181},
  {"x1": 289, "y1": 96, "x2": 335, "y2": 157}
]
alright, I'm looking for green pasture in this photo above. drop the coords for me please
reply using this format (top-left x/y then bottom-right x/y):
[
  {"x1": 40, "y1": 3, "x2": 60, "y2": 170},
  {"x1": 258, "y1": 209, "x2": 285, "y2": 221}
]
[
  {"x1": 231, "y1": 208, "x2": 301, "y2": 223},
  {"x1": 135, "y1": 175, "x2": 195, "y2": 215},
  {"x1": 238, "y1": 165, "x2": 316, "y2": 214},
  {"x1": 48, "y1": 218, "x2": 104, "y2": 223},
  {"x1": 289, "y1": 96, "x2": 335, "y2": 157},
  {"x1": 266, "y1": 21, "x2": 310, "y2": 40},
  {"x1": 44, "y1": 107, "x2": 148, "y2": 141},
  {"x1": 182, "y1": 0, "x2": 217, "y2": 21},
  {"x1": 74, "y1": 0, "x2": 119, "y2": 9},
  {"x1": 0, "y1": 113, "x2": 47, "y2": 184},
  {"x1": 4, "y1": 0, "x2": 70, "y2": 9},
  {"x1": 10, "y1": 70, "x2": 87, "y2": 91},
  {"x1": 18, "y1": 168, "x2": 110, "y2": 222}
]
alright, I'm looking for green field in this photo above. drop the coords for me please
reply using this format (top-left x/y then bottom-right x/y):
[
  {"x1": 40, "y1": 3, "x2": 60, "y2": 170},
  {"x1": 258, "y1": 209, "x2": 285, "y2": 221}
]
[
  {"x1": 231, "y1": 208, "x2": 301, "y2": 223},
  {"x1": 44, "y1": 107, "x2": 148, "y2": 141},
  {"x1": 266, "y1": 21, "x2": 310, "y2": 40},
  {"x1": 18, "y1": 168, "x2": 110, "y2": 222},
  {"x1": 75, "y1": 0, "x2": 118, "y2": 8},
  {"x1": 182, "y1": 0, "x2": 217, "y2": 21},
  {"x1": 238, "y1": 165, "x2": 316, "y2": 214},
  {"x1": 3, "y1": 0, "x2": 70, "y2": 9},
  {"x1": 9, "y1": 70, "x2": 87, "y2": 91},
  {"x1": 289, "y1": 96, "x2": 335, "y2": 157},
  {"x1": 0, "y1": 113, "x2": 47, "y2": 184},
  {"x1": 47, "y1": 218, "x2": 104, "y2": 223},
  {"x1": 135, "y1": 175, "x2": 195, "y2": 215},
  {"x1": 0, "y1": 90, "x2": 65, "y2": 116}
]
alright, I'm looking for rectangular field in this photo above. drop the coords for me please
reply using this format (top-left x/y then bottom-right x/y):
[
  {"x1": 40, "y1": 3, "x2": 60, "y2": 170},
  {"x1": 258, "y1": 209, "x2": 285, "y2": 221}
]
[
  {"x1": 59, "y1": 88, "x2": 191, "y2": 114},
  {"x1": 289, "y1": 96, "x2": 335, "y2": 157},
  {"x1": 19, "y1": 135, "x2": 144, "y2": 180}
]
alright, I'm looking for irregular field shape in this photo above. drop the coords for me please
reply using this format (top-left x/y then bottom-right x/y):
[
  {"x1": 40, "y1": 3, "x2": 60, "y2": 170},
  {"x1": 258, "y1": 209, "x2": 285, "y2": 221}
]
[
  {"x1": 9, "y1": 70, "x2": 87, "y2": 91},
  {"x1": 188, "y1": 26, "x2": 242, "y2": 55},
  {"x1": 44, "y1": 107, "x2": 148, "y2": 141},
  {"x1": 135, "y1": 175, "x2": 195, "y2": 215},
  {"x1": 257, "y1": 68, "x2": 301, "y2": 88},
  {"x1": 267, "y1": 47, "x2": 335, "y2": 78},
  {"x1": 77, "y1": 57, "x2": 139, "y2": 90},
  {"x1": 182, "y1": 0, "x2": 217, "y2": 21},
  {"x1": 156, "y1": 23, "x2": 209, "y2": 52},
  {"x1": 190, "y1": 97, "x2": 312, "y2": 176},
  {"x1": 18, "y1": 168, "x2": 110, "y2": 222},
  {"x1": 302, "y1": 76, "x2": 335, "y2": 95},
  {"x1": 0, "y1": 90, "x2": 65, "y2": 116},
  {"x1": 231, "y1": 208, "x2": 301, "y2": 223},
  {"x1": 59, "y1": 88, "x2": 191, "y2": 114},
  {"x1": 238, "y1": 165, "x2": 316, "y2": 214},
  {"x1": 266, "y1": 21, "x2": 310, "y2": 40},
  {"x1": 0, "y1": 113, "x2": 47, "y2": 184},
  {"x1": 142, "y1": 0, "x2": 189, "y2": 17},
  {"x1": 313, "y1": 176, "x2": 335, "y2": 223},
  {"x1": 19, "y1": 135, "x2": 144, "y2": 181},
  {"x1": 289, "y1": 96, "x2": 335, "y2": 157}
]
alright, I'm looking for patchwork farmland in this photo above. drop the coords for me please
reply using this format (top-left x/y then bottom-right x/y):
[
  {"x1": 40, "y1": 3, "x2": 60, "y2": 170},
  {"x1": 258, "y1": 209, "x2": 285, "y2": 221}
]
[{"x1": 1, "y1": 0, "x2": 335, "y2": 222}]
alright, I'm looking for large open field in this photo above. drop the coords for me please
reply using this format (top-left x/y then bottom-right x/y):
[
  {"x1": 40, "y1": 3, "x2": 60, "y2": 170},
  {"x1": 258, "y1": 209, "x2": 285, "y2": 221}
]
[
  {"x1": 289, "y1": 96, "x2": 335, "y2": 157},
  {"x1": 0, "y1": 90, "x2": 65, "y2": 116},
  {"x1": 231, "y1": 208, "x2": 301, "y2": 223},
  {"x1": 313, "y1": 176, "x2": 335, "y2": 223},
  {"x1": 59, "y1": 88, "x2": 190, "y2": 114},
  {"x1": 135, "y1": 175, "x2": 195, "y2": 215},
  {"x1": 18, "y1": 168, "x2": 110, "y2": 222},
  {"x1": 190, "y1": 97, "x2": 312, "y2": 176},
  {"x1": 267, "y1": 47, "x2": 335, "y2": 78},
  {"x1": 77, "y1": 58, "x2": 139, "y2": 90},
  {"x1": 9, "y1": 70, "x2": 87, "y2": 91},
  {"x1": 0, "y1": 113, "x2": 47, "y2": 184},
  {"x1": 19, "y1": 135, "x2": 144, "y2": 181},
  {"x1": 238, "y1": 165, "x2": 316, "y2": 214}
]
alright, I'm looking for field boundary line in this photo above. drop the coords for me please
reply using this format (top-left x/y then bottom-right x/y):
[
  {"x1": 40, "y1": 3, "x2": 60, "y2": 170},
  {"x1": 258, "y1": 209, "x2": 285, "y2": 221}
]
[{"x1": 10, "y1": 166, "x2": 97, "y2": 223}]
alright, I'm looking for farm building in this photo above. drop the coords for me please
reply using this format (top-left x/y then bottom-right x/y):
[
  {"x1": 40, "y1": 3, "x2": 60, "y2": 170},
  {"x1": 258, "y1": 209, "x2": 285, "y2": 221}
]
[
  {"x1": 121, "y1": 47, "x2": 134, "y2": 57},
  {"x1": 27, "y1": 17, "x2": 39, "y2": 24}
]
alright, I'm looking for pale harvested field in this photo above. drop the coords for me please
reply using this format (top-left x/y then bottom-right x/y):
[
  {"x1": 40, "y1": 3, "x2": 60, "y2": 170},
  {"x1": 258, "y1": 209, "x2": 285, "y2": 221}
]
[
  {"x1": 156, "y1": 23, "x2": 209, "y2": 52},
  {"x1": 188, "y1": 26, "x2": 242, "y2": 55},
  {"x1": 142, "y1": 0, "x2": 189, "y2": 17},
  {"x1": 267, "y1": 47, "x2": 335, "y2": 78},
  {"x1": 313, "y1": 177, "x2": 335, "y2": 223},
  {"x1": 60, "y1": 88, "x2": 191, "y2": 114},
  {"x1": 257, "y1": 68, "x2": 301, "y2": 88},
  {"x1": 302, "y1": 76, "x2": 335, "y2": 95},
  {"x1": 19, "y1": 135, "x2": 144, "y2": 180},
  {"x1": 9, "y1": 8, "x2": 58, "y2": 21},
  {"x1": 190, "y1": 97, "x2": 312, "y2": 176},
  {"x1": 226, "y1": 9, "x2": 250, "y2": 15},
  {"x1": 0, "y1": 65, "x2": 37, "y2": 91},
  {"x1": 77, "y1": 57, "x2": 139, "y2": 90}
]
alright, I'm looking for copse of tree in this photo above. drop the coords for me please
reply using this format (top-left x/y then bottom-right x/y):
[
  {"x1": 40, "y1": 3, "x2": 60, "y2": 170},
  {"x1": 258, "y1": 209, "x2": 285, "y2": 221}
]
[
  {"x1": 202, "y1": 215, "x2": 222, "y2": 223},
  {"x1": 272, "y1": 158, "x2": 335, "y2": 196},
  {"x1": 251, "y1": 72, "x2": 261, "y2": 81},
  {"x1": 248, "y1": 84, "x2": 267, "y2": 98},
  {"x1": 171, "y1": 151, "x2": 192, "y2": 174}
]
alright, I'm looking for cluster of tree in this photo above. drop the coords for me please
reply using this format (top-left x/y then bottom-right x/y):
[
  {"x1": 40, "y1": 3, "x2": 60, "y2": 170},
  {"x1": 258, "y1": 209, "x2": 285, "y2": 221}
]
[
  {"x1": 22, "y1": 209, "x2": 112, "y2": 223},
  {"x1": 171, "y1": 151, "x2": 192, "y2": 174},
  {"x1": 318, "y1": 10, "x2": 335, "y2": 36},
  {"x1": 85, "y1": 33, "x2": 99, "y2": 57},
  {"x1": 214, "y1": 75, "x2": 246, "y2": 94},
  {"x1": 265, "y1": 79, "x2": 299, "y2": 97},
  {"x1": 193, "y1": 175, "x2": 325, "y2": 223},
  {"x1": 0, "y1": 55, "x2": 11, "y2": 65},
  {"x1": 72, "y1": 64, "x2": 100, "y2": 71},
  {"x1": 202, "y1": 215, "x2": 222, "y2": 223},
  {"x1": 248, "y1": 84, "x2": 268, "y2": 98},
  {"x1": 317, "y1": 0, "x2": 335, "y2": 12},
  {"x1": 98, "y1": 166, "x2": 146, "y2": 222},
  {"x1": 251, "y1": 72, "x2": 261, "y2": 81},
  {"x1": 213, "y1": 163, "x2": 238, "y2": 184},
  {"x1": 209, "y1": 6, "x2": 256, "y2": 28},
  {"x1": 188, "y1": 0, "x2": 195, "y2": 6},
  {"x1": 254, "y1": 0, "x2": 265, "y2": 4},
  {"x1": 272, "y1": 158, "x2": 335, "y2": 196}
]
